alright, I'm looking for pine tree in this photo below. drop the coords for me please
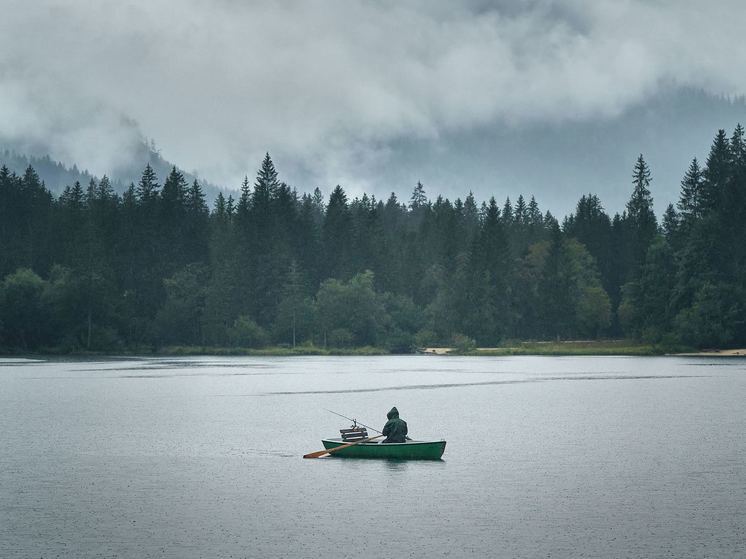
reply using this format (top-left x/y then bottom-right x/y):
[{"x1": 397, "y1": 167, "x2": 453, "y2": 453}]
[
  {"x1": 323, "y1": 185, "x2": 352, "y2": 279},
  {"x1": 565, "y1": 193, "x2": 614, "y2": 296},
  {"x1": 97, "y1": 175, "x2": 115, "y2": 200},
  {"x1": 464, "y1": 197, "x2": 511, "y2": 342},
  {"x1": 514, "y1": 194, "x2": 528, "y2": 225},
  {"x1": 527, "y1": 195, "x2": 542, "y2": 226},
  {"x1": 678, "y1": 158, "x2": 703, "y2": 220},
  {"x1": 502, "y1": 197, "x2": 513, "y2": 225},
  {"x1": 462, "y1": 191, "x2": 480, "y2": 244},
  {"x1": 136, "y1": 164, "x2": 159, "y2": 202},
  {"x1": 310, "y1": 187, "x2": 325, "y2": 225},
  {"x1": 236, "y1": 176, "x2": 251, "y2": 221},
  {"x1": 410, "y1": 181, "x2": 427, "y2": 210},
  {"x1": 214, "y1": 192, "x2": 227, "y2": 218},
  {"x1": 184, "y1": 180, "x2": 209, "y2": 264},
  {"x1": 701, "y1": 129, "x2": 730, "y2": 212},
  {"x1": 730, "y1": 123, "x2": 746, "y2": 172},
  {"x1": 254, "y1": 152, "x2": 279, "y2": 212},
  {"x1": 626, "y1": 154, "x2": 657, "y2": 269},
  {"x1": 186, "y1": 180, "x2": 208, "y2": 217},
  {"x1": 662, "y1": 204, "x2": 679, "y2": 240},
  {"x1": 161, "y1": 167, "x2": 186, "y2": 207},
  {"x1": 538, "y1": 223, "x2": 572, "y2": 338}
]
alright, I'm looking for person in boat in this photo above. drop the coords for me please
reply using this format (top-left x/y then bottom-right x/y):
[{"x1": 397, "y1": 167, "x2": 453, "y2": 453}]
[{"x1": 382, "y1": 406, "x2": 408, "y2": 443}]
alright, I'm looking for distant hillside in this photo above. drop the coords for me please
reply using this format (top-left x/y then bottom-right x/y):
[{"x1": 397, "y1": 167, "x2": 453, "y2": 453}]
[
  {"x1": 0, "y1": 150, "x2": 117, "y2": 192},
  {"x1": 0, "y1": 142, "x2": 226, "y2": 205}
]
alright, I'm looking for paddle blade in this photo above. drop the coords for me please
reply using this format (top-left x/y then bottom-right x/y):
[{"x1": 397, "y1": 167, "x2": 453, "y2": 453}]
[{"x1": 303, "y1": 449, "x2": 330, "y2": 459}]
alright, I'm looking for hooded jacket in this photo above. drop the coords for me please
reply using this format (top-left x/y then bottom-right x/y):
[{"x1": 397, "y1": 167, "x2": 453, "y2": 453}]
[{"x1": 382, "y1": 407, "x2": 408, "y2": 443}]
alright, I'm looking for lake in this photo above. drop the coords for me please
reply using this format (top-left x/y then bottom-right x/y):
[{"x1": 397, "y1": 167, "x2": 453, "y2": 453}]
[{"x1": 1, "y1": 355, "x2": 744, "y2": 558}]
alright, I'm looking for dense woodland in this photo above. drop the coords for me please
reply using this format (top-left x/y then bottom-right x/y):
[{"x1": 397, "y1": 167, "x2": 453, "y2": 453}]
[{"x1": 1, "y1": 126, "x2": 745, "y2": 352}]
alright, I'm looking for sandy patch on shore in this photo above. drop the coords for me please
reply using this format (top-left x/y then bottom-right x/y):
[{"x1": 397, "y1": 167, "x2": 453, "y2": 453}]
[
  {"x1": 420, "y1": 347, "x2": 452, "y2": 355},
  {"x1": 676, "y1": 348, "x2": 746, "y2": 357}
]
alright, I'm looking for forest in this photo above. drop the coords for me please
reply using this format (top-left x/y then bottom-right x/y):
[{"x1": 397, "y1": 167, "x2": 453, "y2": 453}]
[{"x1": 1, "y1": 126, "x2": 745, "y2": 353}]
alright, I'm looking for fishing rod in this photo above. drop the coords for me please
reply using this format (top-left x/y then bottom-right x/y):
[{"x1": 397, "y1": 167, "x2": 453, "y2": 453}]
[{"x1": 324, "y1": 409, "x2": 383, "y2": 435}]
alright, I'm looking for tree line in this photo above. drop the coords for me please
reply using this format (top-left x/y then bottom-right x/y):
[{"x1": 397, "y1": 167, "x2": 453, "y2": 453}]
[{"x1": 1, "y1": 126, "x2": 745, "y2": 352}]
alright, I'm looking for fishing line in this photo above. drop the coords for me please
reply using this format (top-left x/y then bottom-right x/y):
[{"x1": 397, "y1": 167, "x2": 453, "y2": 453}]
[{"x1": 324, "y1": 408, "x2": 383, "y2": 434}]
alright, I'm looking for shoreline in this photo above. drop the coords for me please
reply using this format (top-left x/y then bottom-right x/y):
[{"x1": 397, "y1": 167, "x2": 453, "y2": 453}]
[
  {"x1": 422, "y1": 342, "x2": 746, "y2": 357},
  {"x1": 3, "y1": 343, "x2": 745, "y2": 359},
  {"x1": 672, "y1": 348, "x2": 746, "y2": 357}
]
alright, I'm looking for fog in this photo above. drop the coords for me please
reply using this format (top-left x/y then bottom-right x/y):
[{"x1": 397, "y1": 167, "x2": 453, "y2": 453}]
[{"x1": 1, "y1": 0, "x2": 745, "y2": 212}]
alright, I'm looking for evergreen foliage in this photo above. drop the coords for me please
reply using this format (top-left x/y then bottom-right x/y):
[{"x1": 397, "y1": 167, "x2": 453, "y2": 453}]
[{"x1": 2, "y1": 130, "x2": 746, "y2": 352}]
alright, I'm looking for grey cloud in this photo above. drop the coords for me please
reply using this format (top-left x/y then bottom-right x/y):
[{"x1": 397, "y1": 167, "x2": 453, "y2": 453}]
[{"x1": 0, "y1": 0, "x2": 744, "y2": 194}]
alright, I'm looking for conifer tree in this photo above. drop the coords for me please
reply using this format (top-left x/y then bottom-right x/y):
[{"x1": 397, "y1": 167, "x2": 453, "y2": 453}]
[
  {"x1": 502, "y1": 197, "x2": 513, "y2": 225},
  {"x1": 626, "y1": 154, "x2": 657, "y2": 269},
  {"x1": 136, "y1": 164, "x2": 159, "y2": 202},
  {"x1": 730, "y1": 123, "x2": 745, "y2": 172},
  {"x1": 527, "y1": 195, "x2": 542, "y2": 226},
  {"x1": 254, "y1": 152, "x2": 279, "y2": 212},
  {"x1": 214, "y1": 192, "x2": 227, "y2": 218},
  {"x1": 323, "y1": 185, "x2": 352, "y2": 279},
  {"x1": 678, "y1": 158, "x2": 703, "y2": 220},
  {"x1": 514, "y1": 194, "x2": 528, "y2": 225},
  {"x1": 462, "y1": 191, "x2": 480, "y2": 243},
  {"x1": 701, "y1": 129, "x2": 730, "y2": 212},
  {"x1": 410, "y1": 181, "x2": 427, "y2": 210},
  {"x1": 236, "y1": 176, "x2": 251, "y2": 221},
  {"x1": 662, "y1": 204, "x2": 679, "y2": 240},
  {"x1": 98, "y1": 175, "x2": 115, "y2": 200}
]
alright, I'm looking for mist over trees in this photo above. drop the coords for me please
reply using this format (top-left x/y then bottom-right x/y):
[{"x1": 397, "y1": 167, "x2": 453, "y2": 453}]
[
  {"x1": 1, "y1": 127, "x2": 745, "y2": 352},
  {"x1": 0, "y1": 143, "x2": 226, "y2": 206}
]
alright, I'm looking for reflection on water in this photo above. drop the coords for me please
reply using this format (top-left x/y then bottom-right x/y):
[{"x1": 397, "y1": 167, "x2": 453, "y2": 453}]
[{"x1": 0, "y1": 355, "x2": 744, "y2": 558}]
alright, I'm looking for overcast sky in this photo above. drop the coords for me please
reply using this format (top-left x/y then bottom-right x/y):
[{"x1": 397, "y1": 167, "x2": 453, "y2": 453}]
[{"x1": 1, "y1": 0, "x2": 745, "y2": 202}]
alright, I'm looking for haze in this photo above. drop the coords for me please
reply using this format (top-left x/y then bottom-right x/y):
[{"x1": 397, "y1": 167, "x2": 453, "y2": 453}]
[{"x1": 2, "y1": 0, "x2": 746, "y2": 215}]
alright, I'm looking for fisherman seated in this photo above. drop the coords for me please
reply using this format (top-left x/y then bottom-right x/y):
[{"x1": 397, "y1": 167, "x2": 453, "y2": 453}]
[{"x1": 382, "y1": 406, "x2": 408, "y2": 443}]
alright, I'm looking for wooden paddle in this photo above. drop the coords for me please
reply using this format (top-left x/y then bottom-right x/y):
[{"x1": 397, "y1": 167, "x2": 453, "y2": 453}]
[{"x1": 303, "y1": 434, "x2": 384, "y2": 459}]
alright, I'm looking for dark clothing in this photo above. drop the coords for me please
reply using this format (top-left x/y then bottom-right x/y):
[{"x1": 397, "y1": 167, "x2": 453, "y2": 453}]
[{"x1": 382, "y1": 406, "x2": 408, "y2": 443}]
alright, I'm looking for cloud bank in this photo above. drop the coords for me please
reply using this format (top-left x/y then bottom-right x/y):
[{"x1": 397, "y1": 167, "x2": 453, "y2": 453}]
[{"x1": 1, "y1": 0, "x2": 744, "y2": 192}]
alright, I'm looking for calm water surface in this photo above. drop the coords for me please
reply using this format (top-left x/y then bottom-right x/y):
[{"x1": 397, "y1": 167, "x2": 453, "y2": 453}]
[{"x1": 1, "y1": 355, "x2": 744, "y2": 558}]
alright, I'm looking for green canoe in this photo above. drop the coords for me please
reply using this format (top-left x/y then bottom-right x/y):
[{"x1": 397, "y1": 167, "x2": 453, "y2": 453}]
[{"x1": 321, "y1": 438, "x2": 446, "y2": 460}]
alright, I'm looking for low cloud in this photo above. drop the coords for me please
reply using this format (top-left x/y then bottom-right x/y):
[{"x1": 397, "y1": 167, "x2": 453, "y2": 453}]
[{"x1": 0, "y1": 0, "x2": 744, "y2": 191}]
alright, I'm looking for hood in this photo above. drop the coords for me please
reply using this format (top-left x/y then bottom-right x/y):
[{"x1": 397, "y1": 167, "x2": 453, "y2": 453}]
[{"x1": 387, "y1": 407, "x2": 399, "y2": 420}]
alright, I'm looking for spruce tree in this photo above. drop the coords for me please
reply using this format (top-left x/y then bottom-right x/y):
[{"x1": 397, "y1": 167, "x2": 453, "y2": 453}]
[
  {"x1": 410, "y1": 181, "x2": 427, "y2": 210},
  {"x1": 730, "y1": 123, "x2": 746, "y2": 172},
  {"x1": 701, "y1": 129, "x2": 730, "y2": 212},
  {"x1": 323, "y1": 185, "x2": 352, "y2": 279},
  {"x1": 678, "y1": 158, "x2": 703, "y2": 220},
  {"x1": 462, "y1": 191, "x2": 480, "y2": 243},
  {"x1": 236, "y1": 176, "x2": 251, "y2": 221},
  {"x1": 626, "y1": 154, "x2": 657, "y2": 269},
  {"x1": 254, "y1": 152, "x2": 279, "y2": 212},
  {"x1": 514, "y1": 194, "x2": 528, "y2": 225},
  {"x1": 502, "y1": 197, "x2": 513, "y2": 225},
  {"x1": 662, "y1": 204, "x2": 679, "y2": 240},
  {"x1": 136, "y1": 164, "x2": 159, "y2": 202},
  {"x1": 527, "y1": 195, "x2": 542, "y2": 226}
]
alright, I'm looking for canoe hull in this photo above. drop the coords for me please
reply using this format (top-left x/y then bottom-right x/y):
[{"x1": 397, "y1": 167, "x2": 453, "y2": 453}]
[{"x1": 321, "y1": 438, "x2": 446, "y2": 460}]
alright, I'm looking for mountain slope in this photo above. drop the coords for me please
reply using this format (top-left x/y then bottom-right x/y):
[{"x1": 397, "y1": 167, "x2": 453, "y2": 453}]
[{"x1": 0, "y1": 142, "x2": 226, "y2": 204}]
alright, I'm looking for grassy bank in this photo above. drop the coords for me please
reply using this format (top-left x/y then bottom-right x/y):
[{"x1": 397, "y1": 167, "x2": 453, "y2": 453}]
[
  {"x1": 155, "y1": 345, "x2": 389, "y2": 356},
  {"x1": 0, "y1": 340, "x2": 707, "y2": 358},
  {"x1": 0, "y1": 344, "x2": 390, "y2": 358},
  {"x1": 437, "y1": 339, "x2": 693, "y2": 356}
]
